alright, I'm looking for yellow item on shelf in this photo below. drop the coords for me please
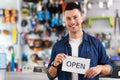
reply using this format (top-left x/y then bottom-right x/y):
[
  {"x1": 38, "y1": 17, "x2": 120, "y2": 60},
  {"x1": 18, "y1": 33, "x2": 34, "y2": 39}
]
[
  {"x1": 12, "y1": 26, "x2": 18, "y2": 43},
  {"x1": 118, "y1": 47, "x2": 120, "y2": 53}
]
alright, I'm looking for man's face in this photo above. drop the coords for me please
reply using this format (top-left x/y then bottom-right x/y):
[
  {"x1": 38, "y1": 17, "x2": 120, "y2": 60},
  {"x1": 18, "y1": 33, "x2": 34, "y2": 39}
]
[{"x1": 64, "y1": 9, "x2": 83, "y2": 33}]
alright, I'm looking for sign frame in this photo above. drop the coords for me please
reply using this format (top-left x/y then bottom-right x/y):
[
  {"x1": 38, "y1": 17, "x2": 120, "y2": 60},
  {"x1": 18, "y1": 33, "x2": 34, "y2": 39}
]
[{"x1": 62, "y1": 56, "x2": 90, "y2": 74}]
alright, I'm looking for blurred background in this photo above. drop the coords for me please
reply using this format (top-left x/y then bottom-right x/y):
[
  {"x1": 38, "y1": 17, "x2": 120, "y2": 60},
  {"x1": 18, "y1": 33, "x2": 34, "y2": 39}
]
[{"x1": 0, "y1": 0, "x2": 120, "y2": 80}]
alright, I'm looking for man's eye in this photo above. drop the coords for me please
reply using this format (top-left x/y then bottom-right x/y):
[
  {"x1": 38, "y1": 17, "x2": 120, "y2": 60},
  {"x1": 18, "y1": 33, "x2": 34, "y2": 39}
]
[
  {"x1": 74, "y1": 16, "x2": 77, "y2": 19},
  {"x1": 66, "y1": 17, "x2": 71, "y2": 20}
]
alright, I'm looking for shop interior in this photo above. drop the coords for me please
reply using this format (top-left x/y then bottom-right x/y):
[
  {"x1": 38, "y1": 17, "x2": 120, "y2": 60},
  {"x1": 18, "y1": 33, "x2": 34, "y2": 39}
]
[{"x1": 0, "y1": 0, "x2": 120, "y2": 80}]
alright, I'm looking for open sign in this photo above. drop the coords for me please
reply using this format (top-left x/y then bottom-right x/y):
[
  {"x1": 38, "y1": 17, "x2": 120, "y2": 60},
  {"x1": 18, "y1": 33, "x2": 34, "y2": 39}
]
[{"x1": 62, "y1": 56, "x2": 90, "y2": 74}]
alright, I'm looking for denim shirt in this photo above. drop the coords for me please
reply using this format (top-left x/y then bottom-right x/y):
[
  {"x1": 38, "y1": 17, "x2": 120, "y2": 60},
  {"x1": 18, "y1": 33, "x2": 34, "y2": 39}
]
[{"x1": 47, "y1": 32, "x2": 113, "y2": 80}]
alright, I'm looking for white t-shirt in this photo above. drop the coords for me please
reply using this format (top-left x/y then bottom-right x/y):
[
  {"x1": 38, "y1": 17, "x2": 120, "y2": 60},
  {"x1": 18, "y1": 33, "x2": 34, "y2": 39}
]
[{"x1": 69, "y1": 37, "x2": 83, "y2": 80}]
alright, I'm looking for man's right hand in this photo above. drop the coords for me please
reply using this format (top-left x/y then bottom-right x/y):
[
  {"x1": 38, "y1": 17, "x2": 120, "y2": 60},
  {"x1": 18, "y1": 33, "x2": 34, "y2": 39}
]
[
  {"x1": 48, "y1": 53, "x2": 68, "y2": 78},
  {"x1": 53, "y1": 53, "x2": 68, "y2": 67}
]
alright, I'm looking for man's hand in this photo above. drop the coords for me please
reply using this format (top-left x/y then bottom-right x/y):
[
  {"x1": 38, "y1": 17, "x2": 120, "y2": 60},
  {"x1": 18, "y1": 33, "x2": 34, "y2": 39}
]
[
  {"x1": 53, "y1": 53, "x2": 67, "y2": 67},
  {"x1": 84, "y1": 65, "x2": 103, "y2": 79},
  {"x1": 48, "y1": 53, "x2": 67, "y2": 78}
]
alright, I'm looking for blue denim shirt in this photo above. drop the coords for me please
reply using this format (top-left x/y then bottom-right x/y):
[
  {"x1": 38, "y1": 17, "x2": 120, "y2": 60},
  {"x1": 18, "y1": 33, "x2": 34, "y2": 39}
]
[{"x1": 47, "y1": 32, "x2": 113, "y2": 80}]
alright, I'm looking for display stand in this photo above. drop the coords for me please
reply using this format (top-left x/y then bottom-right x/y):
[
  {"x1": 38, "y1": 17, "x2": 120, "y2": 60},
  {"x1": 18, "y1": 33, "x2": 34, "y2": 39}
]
[
  {"x1": 0, "y1": 70, "x2": 6, "y2": 80},
  {"x1": 0, "y1": 53, "x2": 6, "y2": 80},
  {"x1": 6, "y1": 72, "x2": 49, "y2": 80}
]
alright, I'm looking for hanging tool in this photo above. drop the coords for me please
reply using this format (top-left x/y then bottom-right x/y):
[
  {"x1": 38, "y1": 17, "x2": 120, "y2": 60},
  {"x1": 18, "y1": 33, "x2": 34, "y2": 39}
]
[
  {"x1": 117, "y1": 9, "x2": 120, "y2": 35},
  {"x1": 114, "y1": 9, "x2": 120, "y2": 35},
  {"x1": 88, "y1": 16, "x2": 114, "y2": 27}
]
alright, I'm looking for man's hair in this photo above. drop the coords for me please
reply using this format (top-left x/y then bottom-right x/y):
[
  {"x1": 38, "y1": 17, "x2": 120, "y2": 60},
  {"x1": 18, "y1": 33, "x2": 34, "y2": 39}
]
[{"x1": 64, "y1": 1, "x2": 82, "y2": 12}]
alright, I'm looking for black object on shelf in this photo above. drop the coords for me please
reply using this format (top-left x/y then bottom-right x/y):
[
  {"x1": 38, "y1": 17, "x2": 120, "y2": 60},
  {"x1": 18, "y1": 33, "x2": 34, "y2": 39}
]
[
  {"x1": 111, "y1": 66, "x2": 120, "y2": 78},
  {"x1": 33, "y1": 66, "x2": 44, "y2": 72}
]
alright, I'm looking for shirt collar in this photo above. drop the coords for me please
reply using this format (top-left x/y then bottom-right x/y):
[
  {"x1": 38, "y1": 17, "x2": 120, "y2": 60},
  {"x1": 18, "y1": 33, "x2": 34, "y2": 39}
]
[
  {"x1": 63, "y1": 31, "x2": 89, "y2": 43},
  {"x1": 83, "y1": 31, "x2": 89, "y2": 42}
]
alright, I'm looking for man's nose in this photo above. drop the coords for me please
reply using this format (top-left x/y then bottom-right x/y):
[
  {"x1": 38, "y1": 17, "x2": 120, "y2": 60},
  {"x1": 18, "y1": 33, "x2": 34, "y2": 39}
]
[{"x1": 70, "y1": 19, "x2": 76, "y2": 26}]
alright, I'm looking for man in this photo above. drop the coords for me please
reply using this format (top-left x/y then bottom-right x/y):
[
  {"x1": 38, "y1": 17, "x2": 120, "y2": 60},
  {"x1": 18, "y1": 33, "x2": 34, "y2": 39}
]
[{"x1": 47, "y1": 1, "x2": 113, "y2": 80}]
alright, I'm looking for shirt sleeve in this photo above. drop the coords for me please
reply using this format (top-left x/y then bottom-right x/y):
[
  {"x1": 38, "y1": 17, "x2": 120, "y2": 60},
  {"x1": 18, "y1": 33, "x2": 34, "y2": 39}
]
[
  {"x1": 46, "y1": 44, "x2": 58, "y2": 80},
  {"x1": 98, "y1": 41, "x2": 113, "y2": 74}
]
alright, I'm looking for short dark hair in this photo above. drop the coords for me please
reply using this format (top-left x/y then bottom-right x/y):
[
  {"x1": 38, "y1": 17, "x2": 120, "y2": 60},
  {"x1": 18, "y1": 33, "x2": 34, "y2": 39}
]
[{"x1": 64, "y1": 1, "x2": 82, "y2": 12}]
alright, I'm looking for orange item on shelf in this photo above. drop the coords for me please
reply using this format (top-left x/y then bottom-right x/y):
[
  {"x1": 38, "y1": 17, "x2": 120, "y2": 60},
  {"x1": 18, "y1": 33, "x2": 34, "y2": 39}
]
[
  {"x1": 10, "y1": 16, "x2": 17, "y2": 24},
  {"x1": 0, "y1": 29, "x2": 10, "y2": 35},
  {"x1": 1, "y1": 17, "x2": 6, "y2": 23},
  {"x1": 4, "y1": 9, "x2": 11, "y2": 17},
  {"x1": 5, "y1": 17, "x2": 10, "y2": 23},
  {"x1": 3, "y1": 30, "x2": 10, "y2": 35},
  {"x1": 61, "y1": 2, "x2": 67, "y2": 12},
  {"x1": 11, "y1": 9, "x2": 17, "y2": 16}
]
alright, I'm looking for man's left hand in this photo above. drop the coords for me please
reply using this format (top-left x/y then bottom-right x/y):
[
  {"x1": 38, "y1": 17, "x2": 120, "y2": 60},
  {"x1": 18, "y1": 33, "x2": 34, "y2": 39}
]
[{"x1": 84, "y1": 65, "x2": 103, "y2": 79}]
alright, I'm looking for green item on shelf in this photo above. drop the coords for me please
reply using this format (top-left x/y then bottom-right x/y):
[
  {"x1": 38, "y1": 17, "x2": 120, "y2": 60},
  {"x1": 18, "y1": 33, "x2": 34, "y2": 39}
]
[{"x1": 88, "y1": 16, "x2": 114, "y2": 27}]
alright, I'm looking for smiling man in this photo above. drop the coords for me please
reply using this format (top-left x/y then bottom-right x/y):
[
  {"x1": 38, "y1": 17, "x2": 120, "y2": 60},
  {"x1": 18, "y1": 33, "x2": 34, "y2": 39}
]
[{"x1": 47, "y1": 1, "x2": 113, "y2": 80}]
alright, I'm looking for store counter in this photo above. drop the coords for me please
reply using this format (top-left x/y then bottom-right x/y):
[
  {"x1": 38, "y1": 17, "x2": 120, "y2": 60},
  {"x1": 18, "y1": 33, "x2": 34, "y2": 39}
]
[
  {"x1": 6, "y1": 72, "x2": 120, "y2": 80},
  {"x1": 6, "y1": 72, "x2": 49, "y2": 80},
  {"x1": 100, "y1": 78, "x2": 120, "y2": 80}
]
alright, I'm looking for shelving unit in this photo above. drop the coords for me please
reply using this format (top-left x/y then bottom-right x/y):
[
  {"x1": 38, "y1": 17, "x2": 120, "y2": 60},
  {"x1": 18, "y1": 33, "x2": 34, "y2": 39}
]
[{"x1": 0, "y1": 0, "x2": 120, "y2": 80}]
